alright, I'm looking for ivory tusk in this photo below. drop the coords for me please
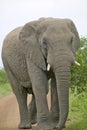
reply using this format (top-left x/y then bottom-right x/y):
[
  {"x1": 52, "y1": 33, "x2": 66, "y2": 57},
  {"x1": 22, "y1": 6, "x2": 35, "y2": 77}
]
[
  {"x1": 47, "y1": 64, "x2": 51, "y2": 71},
  {"x1": 74, "y1": 61, "x2": 80, "y2": 66}
]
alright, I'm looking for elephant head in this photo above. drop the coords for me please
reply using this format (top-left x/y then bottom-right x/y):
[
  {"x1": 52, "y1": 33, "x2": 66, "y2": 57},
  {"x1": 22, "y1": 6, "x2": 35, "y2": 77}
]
[{"x1": 19, "y1": 18, "x2": 80, "y2": 129}]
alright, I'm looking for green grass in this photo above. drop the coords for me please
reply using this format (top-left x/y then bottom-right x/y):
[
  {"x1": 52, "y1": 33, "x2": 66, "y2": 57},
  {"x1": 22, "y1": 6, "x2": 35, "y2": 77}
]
[
  {"x1": 67, "y1": 120, "x2": 87, "y2": 130},
  {"x1": 67, "y1": 91, "x2": 87, "y2": 130}
]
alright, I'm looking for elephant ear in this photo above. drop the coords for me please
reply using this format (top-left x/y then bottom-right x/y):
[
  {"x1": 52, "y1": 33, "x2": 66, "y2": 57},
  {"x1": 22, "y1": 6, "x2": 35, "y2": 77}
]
[
  {"x1": 67, "y1": 19, "x2": 80, "y2": 53},
  {"x1": 19, "y1": 22, "x2": 46, "y2": 70},
  {"x1": 67, "y1": 19, "x2": 80, "y2": 54}
]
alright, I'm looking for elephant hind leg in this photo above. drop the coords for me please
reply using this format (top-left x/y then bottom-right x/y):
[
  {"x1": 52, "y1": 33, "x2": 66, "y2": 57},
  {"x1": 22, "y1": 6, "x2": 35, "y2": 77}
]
[
  {"x1": 3, "y1": 64, "x2": 32, "y2": 129},
  {"x1": 28, "y1": 94, "x2": 37, "y2": 124}
]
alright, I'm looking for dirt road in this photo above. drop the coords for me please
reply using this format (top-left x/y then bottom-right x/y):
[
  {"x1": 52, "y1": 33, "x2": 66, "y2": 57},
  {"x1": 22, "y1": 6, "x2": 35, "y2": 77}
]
[{"x1": 0, "y1": 93, "x2": 66, "y2": 130}]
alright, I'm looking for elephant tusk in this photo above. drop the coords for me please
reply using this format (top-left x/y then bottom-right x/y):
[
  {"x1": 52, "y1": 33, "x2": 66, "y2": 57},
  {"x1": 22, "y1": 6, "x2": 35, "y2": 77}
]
[
  {"x1": 47, "y1": 64, "x2": 51, "y2": 71},
  {"x1": 74, "y1": 61, "x2": 80, "y2": 66}
]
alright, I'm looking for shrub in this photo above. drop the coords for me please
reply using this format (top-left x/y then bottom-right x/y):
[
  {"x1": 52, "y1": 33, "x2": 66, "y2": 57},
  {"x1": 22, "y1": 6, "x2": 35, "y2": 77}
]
[
  {"x1": 71, "y1": 37, "x2": 87, "y2": 94},
  {"x1": 0, "y1": 69, "x2": 9, "y2": 84},
  {"x1": 0, "y1": 69, "x2": 12, "y2": 96}
]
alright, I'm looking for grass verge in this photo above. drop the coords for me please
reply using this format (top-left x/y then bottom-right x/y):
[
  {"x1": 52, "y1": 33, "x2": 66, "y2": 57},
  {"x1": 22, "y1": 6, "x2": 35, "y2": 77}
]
[
  {"x1": 0, "y1": 83, "x2": 12, "y2": 97},
  {"x1": 0, "y1": 69, "x2": 12, "y2": 97},
  {"x1": 67, "y1": 92, "x2": 87, "y2": 130}
]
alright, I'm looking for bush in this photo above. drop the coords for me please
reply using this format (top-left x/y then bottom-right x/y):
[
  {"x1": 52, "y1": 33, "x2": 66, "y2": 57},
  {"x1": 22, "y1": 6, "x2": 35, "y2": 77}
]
[
  {"x1": 0, "y1": 69, "x2": 12, "y2": 96},
  {"x1": 0, "y1": 69, "x2": 9, "y2": 84},
  {"x1": 71, "y1": 37, "x2": 87, "y2": 94}
]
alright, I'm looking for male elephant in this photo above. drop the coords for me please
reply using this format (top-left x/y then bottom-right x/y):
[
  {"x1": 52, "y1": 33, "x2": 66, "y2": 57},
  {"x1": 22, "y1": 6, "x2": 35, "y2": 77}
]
[{"x1": 2, "y1": 18, "x2": 80, "y2": 130}]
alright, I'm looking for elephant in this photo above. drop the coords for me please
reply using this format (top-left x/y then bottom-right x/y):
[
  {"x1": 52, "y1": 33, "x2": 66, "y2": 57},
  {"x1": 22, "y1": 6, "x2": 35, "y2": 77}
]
[{"x1": 1, "y1": 17, "x2": 80, "y2": 130}]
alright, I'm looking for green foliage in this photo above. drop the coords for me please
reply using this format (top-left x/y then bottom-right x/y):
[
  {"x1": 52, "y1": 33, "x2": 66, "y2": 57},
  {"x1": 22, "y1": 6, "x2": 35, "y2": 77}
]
[
  {"x1": 0, "y1": 69, "x2": 12, "y2": 96},
  {"x1": 68, "y1": 37, "x2": 87, "y2": 129},
  {"x1": 0, "y1": 69, "x2": 9, "y2": 84},
  {"x1": 80, "y1": 36, "x2": 87, "y2": 47},
  {"x1": 71, "y1": 37, "x2": 87, "y2": 94}
]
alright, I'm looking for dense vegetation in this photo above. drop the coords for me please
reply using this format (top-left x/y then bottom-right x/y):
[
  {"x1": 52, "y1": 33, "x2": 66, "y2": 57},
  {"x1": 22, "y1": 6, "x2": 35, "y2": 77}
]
[
  {"x1": 71, "y1": 37, "x2": 87, "y2": 94},
  {"x1": 0, "y1": 37, "x2": 87, "y2": 129},
  {"x1": 0, "y1": 69, "x2": 12, "y2": 96},
  {"x1": 68, "y1": 37, "x2": 87, "y2": 129}
]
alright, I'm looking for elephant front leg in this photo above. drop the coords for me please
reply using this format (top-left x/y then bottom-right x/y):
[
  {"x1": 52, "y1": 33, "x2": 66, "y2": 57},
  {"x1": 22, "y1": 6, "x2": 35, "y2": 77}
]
[{"x1": 28, "y1": 63, "x2": 52, "y2": 130}]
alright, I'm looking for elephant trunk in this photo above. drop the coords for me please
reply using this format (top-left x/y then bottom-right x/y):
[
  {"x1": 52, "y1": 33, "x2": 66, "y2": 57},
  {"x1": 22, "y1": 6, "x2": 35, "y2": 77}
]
[{"x1": 54, "y1": 57, "x2": 71, "y2": 129}]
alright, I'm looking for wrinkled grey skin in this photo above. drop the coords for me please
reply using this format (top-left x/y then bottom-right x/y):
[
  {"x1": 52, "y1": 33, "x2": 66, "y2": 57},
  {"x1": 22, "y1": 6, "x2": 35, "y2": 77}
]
[{"x1": 2, "y1": 18, "x2": 80, "y2": 130}]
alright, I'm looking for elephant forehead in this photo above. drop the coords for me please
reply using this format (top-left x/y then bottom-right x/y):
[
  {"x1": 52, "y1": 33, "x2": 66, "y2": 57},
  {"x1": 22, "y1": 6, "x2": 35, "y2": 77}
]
[
  {"x1": 47, "y1": 23, "x2": 70, "y2": 34},
  {"x1": 44, "y1": 29, "x2": 71, "y2": 43},
  {"x1": 37, "y1": 19, "x2": 70, "y2": 36}
]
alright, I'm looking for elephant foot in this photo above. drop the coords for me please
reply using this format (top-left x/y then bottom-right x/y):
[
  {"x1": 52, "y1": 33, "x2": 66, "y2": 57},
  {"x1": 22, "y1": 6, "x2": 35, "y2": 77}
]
[
  {"x1": 34, "y1": 123, "x2": 54, "y2": 130},
  {"x1": 55, "y1": 127, "x2": 62, "y2": 130},
  {"x1": 55, "y1": 124, "x2": 66, "y2": 130},
  {"x1": 31, "y1": 117, "x2": 37, "y2": 124},
  {"x1": 49, "y1": 113, "x2": 65, "y2": 129},
  {"x1": 50, "y1": 121, "x2": 66, "y2": 129},
  {"x1": 28, "y1": 104, "x2": 37, "y2": 124},
  {"x1": 50, "y1": 121, "x2": 57, "y2": 129},
  {"x1": 30, "y1": 113, "x2": 37, "y2": 124},
  {"x1": 49, "y1": 114, "x2": 59, "y2": 129},
  {"x1": 18, "y1": 120, "x2": 32, "y2": 129}
]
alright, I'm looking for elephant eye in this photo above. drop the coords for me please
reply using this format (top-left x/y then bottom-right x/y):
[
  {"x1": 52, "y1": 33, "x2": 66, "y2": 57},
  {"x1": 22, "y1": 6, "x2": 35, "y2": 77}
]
[{"x1": 43, "y1": 39, "x2": 48, "y2": 49}]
